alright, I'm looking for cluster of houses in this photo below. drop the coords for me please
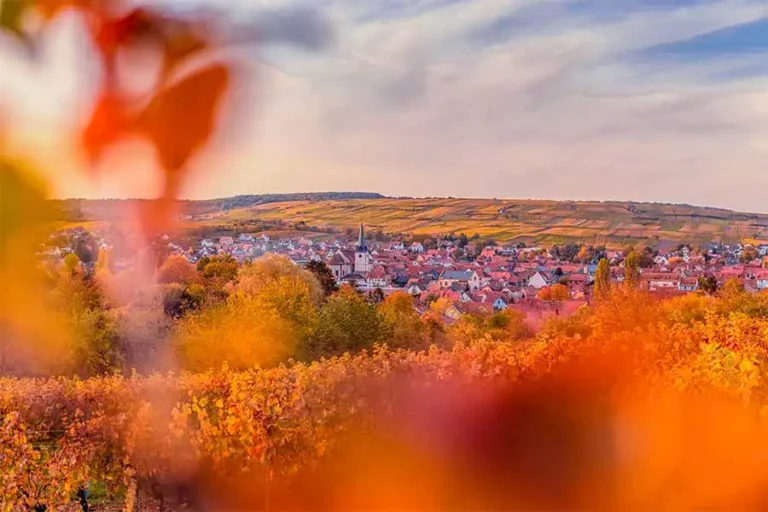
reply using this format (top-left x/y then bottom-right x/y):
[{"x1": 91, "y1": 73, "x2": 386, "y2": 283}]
[{"x1": 46, "y1": 225, "x2": 768, "y2": 325}]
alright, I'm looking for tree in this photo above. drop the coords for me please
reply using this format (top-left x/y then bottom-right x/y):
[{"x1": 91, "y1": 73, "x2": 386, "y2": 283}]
[
  {"x1": 63, "y1": 253, "x2": 80, "y2": 276},
  {"x1": 96, "y1": 246, "x2": 111, "y2": 272},
  {"x1": 305, "y1": 260, "x2": 338, "y2": 297},
  {"x1": 306, "y1": 285, "x2": 382, "y2": 358},
  {"x1": 162, "y1": 283, "x2": 204, "y2": 318},
  {"x1": 624, "y1": 251, "x2": 641, "y2": 289},
  {"x1": 537, "y1": 283, "x2": 570, "y2": 302},
  {"x1": 157, "y1": 254, "x2": 198, "y2": 285},
  {"x1": 198, "y1": 254, "x2": 239, "y2": 288},
  {"x1": 369, "y1": 287, "x2": 385, "y2": 304},
  {"x1": 698, "y1": 275, "x2": 718, "y2": 295},
  {"x1": 236, "y1": 254, "x2": 322, "y2": 342},
  {"x1": 486, "y1": 309, "x2": 532, "y2": 342},
  {"x1": 174, "y1": 296, "x2": 298, "y2": 371},
  {"x1": 54, "y1": 269, "x2": 122, "y2": 376},
  {"x1": 576, "y1": 245, "x2": 592, "y2": 263},
  {"x1": 238, "y1": 254, "x2": 323, "y2": 303},
  {"x1": 378, "y1": 292, "x2": 426, "y2": 350},
  {"x1": 73, "y1": 236, "x2": 96, "y2": 264},
  {"x1": 594, "y1": 258, "x2": 611, "y2": 301}
]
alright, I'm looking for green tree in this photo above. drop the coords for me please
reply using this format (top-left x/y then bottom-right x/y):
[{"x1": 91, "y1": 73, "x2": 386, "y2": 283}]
[
  {"x1": 594, "y1": 258, "x2": 611, "y2": 301},
  {"x1": 305, "y1": 259, "x2": 338, "y2": 297}
]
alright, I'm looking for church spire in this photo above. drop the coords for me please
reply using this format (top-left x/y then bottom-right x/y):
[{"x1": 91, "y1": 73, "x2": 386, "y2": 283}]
[{"x1": 357, "y1": 222, "x2": 367, "y2": 251}]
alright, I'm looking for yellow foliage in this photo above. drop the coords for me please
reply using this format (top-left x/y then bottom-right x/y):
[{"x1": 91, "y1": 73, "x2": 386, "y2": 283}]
[{"x1": 173, "y1": 295, "x2": 298, "y2": 371}]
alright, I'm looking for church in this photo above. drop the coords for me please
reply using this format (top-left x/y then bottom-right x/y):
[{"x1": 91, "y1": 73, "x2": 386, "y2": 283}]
[{"x1": 328, "y1": 223, "x2": 373, "y2": 281}]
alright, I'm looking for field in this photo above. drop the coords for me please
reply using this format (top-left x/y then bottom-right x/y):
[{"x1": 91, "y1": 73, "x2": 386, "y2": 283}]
[
  {"x1": 53, "y1": 195, "x2": 768, "y2": 247},
  {"x1": 189, "y1": 197, "x2": 768, "y2": 247}
]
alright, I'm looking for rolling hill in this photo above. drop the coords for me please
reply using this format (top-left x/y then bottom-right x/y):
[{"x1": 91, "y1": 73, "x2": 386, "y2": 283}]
[
  {"x1": 52, "y1": 195, "x2": 768, "y2": 248},
  {"x1": 180, "y1": 197, "x2": 768, "y2": 248}
]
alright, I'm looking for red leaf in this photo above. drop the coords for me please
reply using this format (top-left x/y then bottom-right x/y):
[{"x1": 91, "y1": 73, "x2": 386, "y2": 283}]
[
  {"x1": 80, "y1": 92, "x2": 131, "y2": 165},
  {"x1": 137, "y1": 63, "x2": 229, "y2": 175}
]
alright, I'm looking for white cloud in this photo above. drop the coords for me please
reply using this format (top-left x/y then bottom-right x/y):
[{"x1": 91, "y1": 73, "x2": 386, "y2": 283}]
[{"x1": 1, "y1": 0, "x2": 767, "y2": 210}]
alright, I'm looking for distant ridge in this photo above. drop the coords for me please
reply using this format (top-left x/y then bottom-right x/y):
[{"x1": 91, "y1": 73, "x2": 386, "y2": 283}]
[
  {"x1": 189, "y1": 192, "x2": 387, "y2": 213},
  {"x1": 50, "y1": 194, "x2": 768, "y2": 247}
]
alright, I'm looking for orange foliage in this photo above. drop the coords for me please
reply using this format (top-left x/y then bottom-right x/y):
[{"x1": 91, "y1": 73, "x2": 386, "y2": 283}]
[
  {"x1": 537, "y1": 283, "x2": 570, "y2": 301},
  {"x1": 4, "y1": 290, "x2": 768, "y2": 508},
  {"x1": 156, "y1": 254, "x2": 198, "y2": 285}
]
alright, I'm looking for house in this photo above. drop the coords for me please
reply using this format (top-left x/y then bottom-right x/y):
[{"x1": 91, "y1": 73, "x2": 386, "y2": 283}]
[
  {"x1": 366, "y1": 264, "x2": 391, "y2": 288},
  {"x1": 527, "y1": 271, "x2": 548, "y2": 290},
  {"x1": 410, "y1": 242, "x2": 425, "y2": 253},
  {"x1": 755, "y1": 271, "x2": 768, "y2": 290},
  {"x1": 642, "y1": 272, "x2": 678, "y2": 291},
  {"x1": 469, "y1": 270, "x2": 486, "y2": 291},
  {"x1": 328, "y1": 250, "x2": 355, "y2": 281},
  {"x1": 678, "y1": 276, "x2": 699, "y2": 292},
  {"x1": 219, "y1": 236, "x2": 234, "y2": 247},
  {"x1": 407, "y1": 283, "x2": 424, "y2": 295},
  {"x1": 439, "y1": 269, "x2": 473, "y2": 289},
  {"x1": 492, "y1": 297, "x2": 509, "y2": 311}
]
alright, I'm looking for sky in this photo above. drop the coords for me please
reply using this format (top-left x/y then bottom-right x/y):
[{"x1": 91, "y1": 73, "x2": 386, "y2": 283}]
[{"x1": 1, "y1": 0, "x2": 768, "y2": 211}]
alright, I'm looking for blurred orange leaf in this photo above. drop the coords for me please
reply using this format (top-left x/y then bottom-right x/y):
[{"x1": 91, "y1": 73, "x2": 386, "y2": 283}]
[
  {"x1": 137, "y1": 62, "x2": 228, "y2": 182},
  {"x1": 81, "y1": 92, "x2": 131, "y2": 164}
]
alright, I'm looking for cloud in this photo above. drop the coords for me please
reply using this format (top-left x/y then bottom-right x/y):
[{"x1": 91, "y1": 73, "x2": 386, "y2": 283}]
[
  {"x1": 253, "y1": 6, "x2": 335, "y2": 51},
  {"x1": 2, "y1": 0, "x2": 768, "y2": 211},
  {"x1": 212, "y1": 0, "x2": 768, "y2": 211}
]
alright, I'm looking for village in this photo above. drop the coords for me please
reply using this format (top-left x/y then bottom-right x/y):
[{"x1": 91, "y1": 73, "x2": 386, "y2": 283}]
[{"x1": 41, "y1": 221, "x2": 768, "y2": 328}]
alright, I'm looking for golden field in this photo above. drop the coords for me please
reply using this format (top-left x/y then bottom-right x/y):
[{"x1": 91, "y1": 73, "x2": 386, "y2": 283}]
[{"x1": 190, "y1": 197, "x2": 768, "y2": 247}]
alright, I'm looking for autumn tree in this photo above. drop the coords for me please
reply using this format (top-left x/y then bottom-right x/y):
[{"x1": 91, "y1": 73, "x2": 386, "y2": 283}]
[
  {"x1": 197, "y1": 254, "x2": 239, "y2": 293},
  {"x1": 174, "y1": 297, "x2": 298, "y2": 371},
  {"x1": 576, "y1": 245, "x2": 593, "y2": 263},
  {"x1": 236, "y1": 254, "x2": 322, "y2": 342},
  {"x1": 487, "y1": 309, "x2": 532, "y2": 342},
  {"x1": 369, "y1": 287, "x2": 385, "y2": 304},
  {"x1": 157, "y1": 254, "x2": 198, "y2": 285},
  {"x1": 624, "y1": 251, "x2": 641, "y2": 290},
  {"x1": 96, "y1": 245, "x2": 111, "y2": 272},
  {"x1": 378, "y1": 292, "x2": 427, "y2": 350},
  {"x1": 162, "y1": 283, "x2": 204, "y2": 318},
  {"x1": 307, "y1": 285, "x2": 382, "y2": 358},
  {"x1": 698, "y1": 275, "x2": 718, "y2": 295},
  {"x1": 537, "y1": 283, "x2": 570, "y2": 301},
  {"x1": 52, "y1": 269, "x2": 122, "y2": 376},
  {"x1": 594, "y1": 258, "x2": 611, "y2": 301},
  {"x1": 63, "y1": 252, "x2": 81, "y2": 276},
  {"x1": 305, "y1": 260, "x2": 338, "y2": 297}
]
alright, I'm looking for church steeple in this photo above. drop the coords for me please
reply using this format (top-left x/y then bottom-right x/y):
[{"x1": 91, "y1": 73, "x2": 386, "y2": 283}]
[{"x1": 356, "y1": 222, "x2": 367, "y2": 251}]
